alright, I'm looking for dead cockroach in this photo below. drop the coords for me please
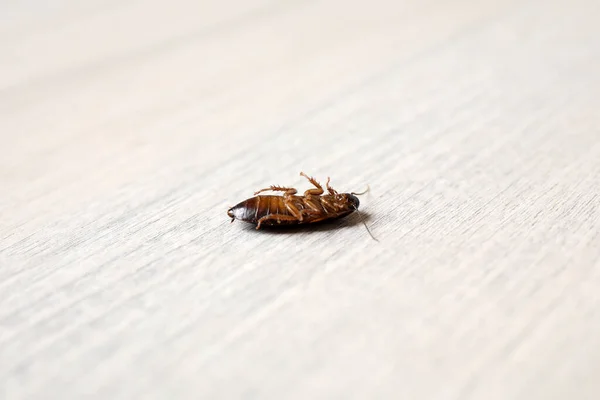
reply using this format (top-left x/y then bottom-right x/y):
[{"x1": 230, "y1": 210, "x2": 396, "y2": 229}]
[{"x1": 227, "y1": 172, "x2": 377, "y2": 240}]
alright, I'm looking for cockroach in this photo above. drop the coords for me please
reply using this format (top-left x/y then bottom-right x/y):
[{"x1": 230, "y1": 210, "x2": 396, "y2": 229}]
[{"x1": 227, "y1": 172, "x2": 377, "y2": 240}]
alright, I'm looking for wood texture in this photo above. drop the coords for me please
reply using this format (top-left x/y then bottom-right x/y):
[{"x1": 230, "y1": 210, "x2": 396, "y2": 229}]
[{"x1": 1, "y1": 0, "x2": 600, "y2": 399}]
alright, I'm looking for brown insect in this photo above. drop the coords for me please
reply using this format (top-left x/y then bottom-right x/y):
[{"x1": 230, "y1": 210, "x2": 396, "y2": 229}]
[{"x1": 227, "y1": 172, "x2": 376, "y2": 240}]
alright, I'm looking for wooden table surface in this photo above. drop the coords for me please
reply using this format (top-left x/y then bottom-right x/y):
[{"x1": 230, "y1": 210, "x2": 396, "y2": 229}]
[{"x1": 2, "y1": 0, "x2": 600, "y2": 399}]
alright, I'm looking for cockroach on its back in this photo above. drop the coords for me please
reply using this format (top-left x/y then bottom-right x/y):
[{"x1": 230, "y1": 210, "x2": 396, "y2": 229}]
[{"x1": 227, "y1": 172, "x2": 377, "y2": 240}]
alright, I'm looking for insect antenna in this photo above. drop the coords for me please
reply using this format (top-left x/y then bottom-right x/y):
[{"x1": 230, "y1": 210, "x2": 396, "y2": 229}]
[
  {"x1": 352, "y1": 205, "x2": 378, "y2": 242},
  {"x1": 351, "y1": 185, "x2": 370, "y2": 196},
  {"x1": 350, "y1": 184, "x2": 377, "y2": 241}
]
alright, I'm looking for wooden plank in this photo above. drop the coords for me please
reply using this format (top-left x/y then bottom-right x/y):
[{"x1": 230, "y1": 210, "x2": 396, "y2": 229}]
[{"x1": 1, "y1": 0, "x2": 599, "y2": 398}]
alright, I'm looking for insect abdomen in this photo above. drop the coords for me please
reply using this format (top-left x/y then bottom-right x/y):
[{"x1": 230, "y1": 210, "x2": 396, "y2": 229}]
[{"x1": 228, "y1": 195, "x2": 288, "y2": 224}]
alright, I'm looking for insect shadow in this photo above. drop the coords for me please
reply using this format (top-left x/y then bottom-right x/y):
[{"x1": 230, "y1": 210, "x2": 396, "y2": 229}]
[{"x1": 238, "y1": 210, "x2": 375, "y2": 235}]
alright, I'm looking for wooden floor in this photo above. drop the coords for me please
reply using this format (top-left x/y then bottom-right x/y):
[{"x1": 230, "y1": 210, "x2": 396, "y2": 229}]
[{"x1": 2, "y1": 0, "x2": 600, "y2": 399}]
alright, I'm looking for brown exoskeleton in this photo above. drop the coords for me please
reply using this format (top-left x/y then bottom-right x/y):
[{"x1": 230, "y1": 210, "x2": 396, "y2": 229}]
[{"x1": 227, "y1": 172, "x2": 376, "y2": 240}]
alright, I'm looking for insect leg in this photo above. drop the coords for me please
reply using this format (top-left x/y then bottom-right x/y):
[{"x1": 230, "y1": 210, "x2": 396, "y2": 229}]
[
  {"x1": 325, "y1": 177, "x2": 338, "y2": 196},
  {"x1": 256, "y1": 214, "x2": 299, "y2": 229},
  {"x1": 302, "y1": 197, "x2": 324, "y2": 214},
  {"x1": 299, "y1": 172, "x2": 324, "y2": 196},
  {"x1": 320, "y1": 196, "x2": 340, "y2": 212},
  {"x1": 254, "y1": 186, "x2": 297, "y2": 196},
  {"x1": 283, "y1": 197, "x2": 304, "y2": 221}
]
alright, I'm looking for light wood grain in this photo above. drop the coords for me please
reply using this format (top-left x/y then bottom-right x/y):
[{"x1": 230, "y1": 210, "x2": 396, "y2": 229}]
[{"x1": 1, "y1": 0, "x2": 600, "y2": 399}]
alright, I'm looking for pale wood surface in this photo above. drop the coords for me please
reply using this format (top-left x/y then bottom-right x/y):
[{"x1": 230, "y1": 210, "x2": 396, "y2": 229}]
[{"x1": 1, "y1": 0, "x2": 600, "y2": 399}]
